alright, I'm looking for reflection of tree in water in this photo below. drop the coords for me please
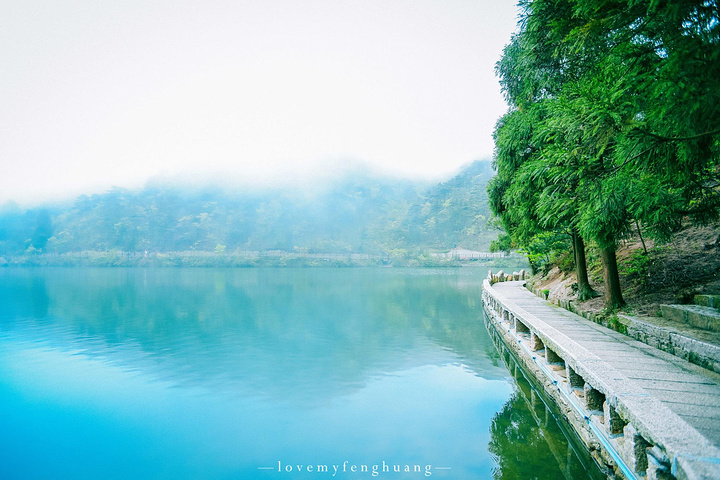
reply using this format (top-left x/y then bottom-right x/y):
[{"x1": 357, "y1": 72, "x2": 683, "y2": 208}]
[
  {"x1": 369, "y1": 272, "x2": 507, "y2": 376},
  {"x1": 488, "y1": 343, "x2": 606, "y2": 480},
  {"x1": 0, "y1": 268, "x2": 506, "y2": 403}
]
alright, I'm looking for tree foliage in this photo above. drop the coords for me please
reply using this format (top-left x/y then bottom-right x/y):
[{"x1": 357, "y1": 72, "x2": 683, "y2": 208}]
[
  {"x1": 489, "y1": 0, "x2": 720, "y2": 308},
  {"x1": 0, "y1": 162, "x2": 501, "y2": 257}
]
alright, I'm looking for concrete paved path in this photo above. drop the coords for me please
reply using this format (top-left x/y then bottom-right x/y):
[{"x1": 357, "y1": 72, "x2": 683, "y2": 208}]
[{"x1": 491, "y1": 281, "x2": 720, "y2": 447}]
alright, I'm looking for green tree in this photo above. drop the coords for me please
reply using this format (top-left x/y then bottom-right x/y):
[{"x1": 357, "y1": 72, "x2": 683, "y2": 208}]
[
  {"x1": 489, "y1": 25, "x2": 597, "y2": 298},
  {"x1": 490, "y1": 0, "x2": 719, "y2": 309}
]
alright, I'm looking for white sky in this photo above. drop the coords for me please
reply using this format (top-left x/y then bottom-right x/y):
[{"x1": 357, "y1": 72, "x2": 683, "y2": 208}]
[{"x1": 0, "y1": 0, "x2": 519, "y2": 204}]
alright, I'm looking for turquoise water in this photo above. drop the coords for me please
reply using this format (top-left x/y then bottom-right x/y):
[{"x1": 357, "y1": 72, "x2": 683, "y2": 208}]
[{"x1": 0, "y1": 268, "x2": 603, "y2": 479}]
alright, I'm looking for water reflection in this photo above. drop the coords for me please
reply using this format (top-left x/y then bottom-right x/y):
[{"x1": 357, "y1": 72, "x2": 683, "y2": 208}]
[
  {"x1": 0, "y1": 268, "x2": 506, "y2": 403},
  {"x1": 487, "y1": 322, "x2": 606, "y2": 480},
  {"x1": 0, "y1": 268, "x2": 605, "y2": 479}
]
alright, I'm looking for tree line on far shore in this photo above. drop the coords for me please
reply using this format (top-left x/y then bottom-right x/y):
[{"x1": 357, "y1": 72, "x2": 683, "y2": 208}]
[
  {"x1": 0, "y1": 161, "x2": 499, "y2": 260},
  {"x1": 488, "y1": 0, "x2": 719, "y2": 308}
]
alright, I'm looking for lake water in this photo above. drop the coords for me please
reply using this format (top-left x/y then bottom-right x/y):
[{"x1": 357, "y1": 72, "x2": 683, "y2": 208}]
[{"x1": 0, "y1": 268, "x2": 604, "y2": 479}]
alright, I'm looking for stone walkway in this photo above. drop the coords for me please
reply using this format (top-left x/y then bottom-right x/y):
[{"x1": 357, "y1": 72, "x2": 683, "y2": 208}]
[{"x1": 486, "y1": 280, "x2": 720, "y2": 479}]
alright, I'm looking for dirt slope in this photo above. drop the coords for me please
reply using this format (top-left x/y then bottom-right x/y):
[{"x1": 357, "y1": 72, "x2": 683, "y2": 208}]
[{"x1": 532, "y1": 224, "x2": 720, "y2": 316}]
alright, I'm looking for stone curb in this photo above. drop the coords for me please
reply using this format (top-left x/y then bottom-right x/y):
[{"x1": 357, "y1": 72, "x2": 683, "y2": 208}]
[{"x1": 528, "y1": 286, "x2": 720, "y2": 375}]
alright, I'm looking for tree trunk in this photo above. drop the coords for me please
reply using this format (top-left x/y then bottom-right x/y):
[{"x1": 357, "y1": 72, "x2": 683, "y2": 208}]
[
  {"x1": 635, "y1": 219, "x2": 647, "y2": 255},
  {"x1": 600, "y1": 246, "x2": 625, "y2": 309},
  {"x1": 572, "y1": 231, "x2": 597, "y2": 300}
]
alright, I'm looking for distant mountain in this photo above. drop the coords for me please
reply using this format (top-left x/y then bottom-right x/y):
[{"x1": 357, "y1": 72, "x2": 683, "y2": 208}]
[
  {"x1": 403, "y1": 160, "x2": 496, "y2": 251},
  {"x1": 0, "y1": 160, "x2": 499, "y2": 256}
]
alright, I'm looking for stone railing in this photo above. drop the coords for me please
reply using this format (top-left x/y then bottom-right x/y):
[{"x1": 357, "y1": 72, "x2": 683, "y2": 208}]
[
  {"x1": 487, "y1": 269, "x2": 528, "y2": 284},
  {"x1": 482, "y1": 280, "x2": 720, "y2": 480}
]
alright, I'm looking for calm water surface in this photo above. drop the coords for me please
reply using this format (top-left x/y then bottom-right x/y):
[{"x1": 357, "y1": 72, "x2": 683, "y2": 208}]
[{"x1": 0, "y1": 268, "x2": 604, "y2": 479}]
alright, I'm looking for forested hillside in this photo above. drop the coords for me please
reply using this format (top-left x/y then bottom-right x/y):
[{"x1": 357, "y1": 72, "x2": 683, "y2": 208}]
[
  {"x1": 404, "y1": 160, "x2": 496, "y2": 251},
  {"x1": 0, "y1": 161, "x2": 499, "y2": 257}
]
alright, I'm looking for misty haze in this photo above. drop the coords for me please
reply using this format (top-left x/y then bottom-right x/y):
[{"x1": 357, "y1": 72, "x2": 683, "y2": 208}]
[{"x1": 0, "y1": 160, "x2": 519, "y2": 267}]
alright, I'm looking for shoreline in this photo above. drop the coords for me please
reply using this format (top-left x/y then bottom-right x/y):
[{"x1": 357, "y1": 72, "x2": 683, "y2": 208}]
[{"x1": 0, "y1": 251, "x2": 529, "y2": 269}]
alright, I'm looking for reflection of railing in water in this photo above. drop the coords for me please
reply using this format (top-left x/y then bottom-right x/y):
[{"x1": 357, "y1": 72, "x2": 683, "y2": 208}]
[
  {"x1": 486, "y1": 312, "x2": 607, "y2": 480},
  {"x1": 509, "y1": 354, "x2": 589, "y2": 480},
  {"x1": 484, "y1": 286, "x2": 646, "y2": 479}
]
